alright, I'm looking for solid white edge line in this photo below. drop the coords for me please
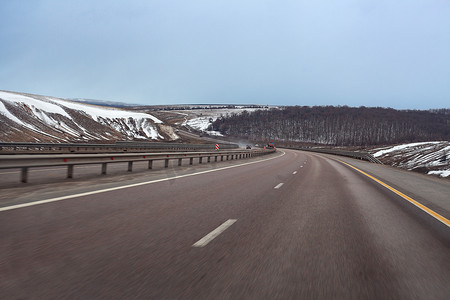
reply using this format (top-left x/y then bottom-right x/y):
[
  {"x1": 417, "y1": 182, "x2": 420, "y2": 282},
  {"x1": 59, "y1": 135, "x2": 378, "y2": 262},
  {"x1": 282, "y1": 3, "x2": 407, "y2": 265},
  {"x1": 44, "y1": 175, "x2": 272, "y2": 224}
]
[
  {"x1": 274, "y1": 183, "x2": 284, "y2": 189},
  {"x1": 0, "y1": 151, "x2": 286, "y2": 212},
  {"x1": 192, "y1": 219, "x2": 237, "y2": 247}
]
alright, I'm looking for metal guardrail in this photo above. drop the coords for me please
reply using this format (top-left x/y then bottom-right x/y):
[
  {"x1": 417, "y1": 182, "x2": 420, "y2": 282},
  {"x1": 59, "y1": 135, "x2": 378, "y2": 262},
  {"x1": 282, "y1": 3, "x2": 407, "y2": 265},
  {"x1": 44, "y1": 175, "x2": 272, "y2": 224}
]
[
  {"x1": 0, "y1": 149, "x2": 276, "y2": 183},
  {"x1": 284, "y1": 147, "x2": 383, "y2": 164},
  {"x1": 0, "y1": 142, "x2": 239, "y2": 154}
]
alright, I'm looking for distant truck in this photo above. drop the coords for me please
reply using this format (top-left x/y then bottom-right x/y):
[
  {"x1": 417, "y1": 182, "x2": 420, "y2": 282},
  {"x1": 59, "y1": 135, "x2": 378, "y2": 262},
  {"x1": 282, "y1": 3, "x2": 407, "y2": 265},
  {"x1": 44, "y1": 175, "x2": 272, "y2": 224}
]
[{"x1": 266, "y1": 142, "x2": 275, "y2": 149}]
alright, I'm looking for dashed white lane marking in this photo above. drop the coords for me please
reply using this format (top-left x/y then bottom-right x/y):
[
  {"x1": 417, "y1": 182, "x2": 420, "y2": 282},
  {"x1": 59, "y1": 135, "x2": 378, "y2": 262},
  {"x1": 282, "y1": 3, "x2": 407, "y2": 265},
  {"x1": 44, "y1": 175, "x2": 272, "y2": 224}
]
[
  {"x1": 293, "y1": 171, "x2": 297, "y2": 174},
  {"x1": 192, "y1": 219, "x2": 237, "y2": 247},
  {"x1": 300, "y1": 166, "x2": 303, "y2": 168},
  {"x1": 0, "y1": 151, "x2": 286, "y2": 212},
  {"x1": 274, "y1": 183, "x2": 284, "y2": 189}
]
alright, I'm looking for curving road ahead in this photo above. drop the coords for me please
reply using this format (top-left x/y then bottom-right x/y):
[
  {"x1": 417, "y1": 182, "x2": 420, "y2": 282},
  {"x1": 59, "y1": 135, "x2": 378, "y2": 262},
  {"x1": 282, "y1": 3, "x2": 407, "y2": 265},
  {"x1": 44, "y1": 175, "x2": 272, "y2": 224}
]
[{"x1": 1, "y1": 149, "x2": 449, "y2": 299}]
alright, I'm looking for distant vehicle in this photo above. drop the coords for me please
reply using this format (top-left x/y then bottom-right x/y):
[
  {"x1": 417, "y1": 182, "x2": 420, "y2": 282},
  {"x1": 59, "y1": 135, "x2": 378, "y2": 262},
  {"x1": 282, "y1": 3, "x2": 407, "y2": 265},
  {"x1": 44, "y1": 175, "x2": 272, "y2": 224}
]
[
  {"x1": 246, "y1": 145, "x2": 252, "y2": 149},
  {"x1": 266, "y1": 142, "x2": 275, "y2": 148}
]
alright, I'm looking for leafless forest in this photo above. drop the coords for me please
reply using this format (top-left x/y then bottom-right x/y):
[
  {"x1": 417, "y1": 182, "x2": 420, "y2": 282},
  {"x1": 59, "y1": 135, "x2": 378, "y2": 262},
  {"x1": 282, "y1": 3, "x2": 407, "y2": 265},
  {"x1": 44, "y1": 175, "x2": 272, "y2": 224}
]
[{"x1": 211, "y1": 106, "x2": 450, "y2": 146}]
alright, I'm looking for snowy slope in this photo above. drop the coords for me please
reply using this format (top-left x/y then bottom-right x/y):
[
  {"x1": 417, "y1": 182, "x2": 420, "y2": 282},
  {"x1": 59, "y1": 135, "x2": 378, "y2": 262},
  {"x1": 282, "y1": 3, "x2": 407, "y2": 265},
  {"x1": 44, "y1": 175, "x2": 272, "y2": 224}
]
[
  {"x1": 181, "y1": 108, "x2": 266, "y2": 136},
  {"x1": 0, "y1": 90, "x2": 168, "y2": 142},
  {"x1": 370, "y1": 141, "x2": 450, "y2": 178}
]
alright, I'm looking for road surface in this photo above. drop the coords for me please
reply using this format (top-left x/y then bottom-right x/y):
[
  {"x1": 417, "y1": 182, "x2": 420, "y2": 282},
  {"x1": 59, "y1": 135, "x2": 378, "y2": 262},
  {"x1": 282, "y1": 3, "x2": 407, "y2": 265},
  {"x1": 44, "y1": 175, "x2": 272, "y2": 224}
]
[{"x1": 1, "y1": 149, "x2": 449, "y2": 299}]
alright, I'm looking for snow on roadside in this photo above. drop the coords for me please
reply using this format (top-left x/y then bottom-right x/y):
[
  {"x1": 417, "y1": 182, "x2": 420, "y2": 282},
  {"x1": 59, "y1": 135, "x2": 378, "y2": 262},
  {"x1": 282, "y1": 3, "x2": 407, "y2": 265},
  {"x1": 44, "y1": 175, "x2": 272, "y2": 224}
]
[
  {"x1": 370, "y1": 141, "x2": 450, "y2": 178},
  {"x1": 428, "y1": 170, "x2": 450, "y2": 178},
  {"x1": 373, "y1": 141, "x2": 442, "y2": 157}
]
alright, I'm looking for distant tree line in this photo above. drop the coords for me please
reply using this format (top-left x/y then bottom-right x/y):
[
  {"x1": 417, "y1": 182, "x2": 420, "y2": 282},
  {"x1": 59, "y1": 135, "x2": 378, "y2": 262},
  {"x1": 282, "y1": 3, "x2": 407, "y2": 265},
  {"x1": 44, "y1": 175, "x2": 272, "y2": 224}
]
[
  {"x1": 210, "y1": 106, "x2": 450, "y2": 146},
  {"x1": 134, "y1": 104, "x2": 269, "y2": 112}
]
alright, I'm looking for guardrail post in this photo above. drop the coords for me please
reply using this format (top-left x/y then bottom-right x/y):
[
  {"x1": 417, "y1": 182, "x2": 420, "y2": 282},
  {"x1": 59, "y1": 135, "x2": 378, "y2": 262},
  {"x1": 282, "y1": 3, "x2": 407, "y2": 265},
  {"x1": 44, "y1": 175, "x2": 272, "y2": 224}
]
[
  {"x1": 67, "y1": 165, "x2": 74, "y2": 178},
  {"x1": 102, "y1": 163, "x2": 107, "y2": 174},
  {"x1": 226, "y1": 155, "x2": 229, "y2": 160},
  {"x1": 190, "y1": 157, "x2": 193, "y2": 165},
  {"x1": 128, "y1": 161, "x2": 133, "y2": 172},
  {"x1": 221, "y1": 155, "x2": 224, "y2": 161},
  {"x1": 148, "y1": 160, "x2": 153, "y2": 169},
  {"x1": 215, "y1": 156, "x2": 218, "y2": 162},
  {"x1": 199, "y1": 157, "x2": 203, "y2": 164},
  {"x1": 178, "y1": 158, "x2": 182, "y2": 166},
  {"x1": 207, "y1": 156, "x2": 211, "y2": 163},
  {"x1": 21, "y1": 167, "x2": 28, "y2": 183},
  {"x1": 165, "y1": 159, "x2": 169, "y2": 168}
]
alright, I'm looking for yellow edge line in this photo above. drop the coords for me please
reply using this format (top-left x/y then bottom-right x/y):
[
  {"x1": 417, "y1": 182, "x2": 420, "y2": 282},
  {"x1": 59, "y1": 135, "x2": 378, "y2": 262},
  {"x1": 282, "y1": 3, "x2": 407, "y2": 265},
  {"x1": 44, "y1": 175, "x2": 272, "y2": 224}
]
[{"x1": 336, "y1": 159, "x2": 450, "y2": 227}]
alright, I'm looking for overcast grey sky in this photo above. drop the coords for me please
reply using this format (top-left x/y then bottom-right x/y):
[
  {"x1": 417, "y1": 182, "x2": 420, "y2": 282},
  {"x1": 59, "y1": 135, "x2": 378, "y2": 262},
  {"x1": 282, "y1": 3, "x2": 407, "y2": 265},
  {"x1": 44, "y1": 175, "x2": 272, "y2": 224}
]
[{"x1": 1, "y1": 0, "x2": 449, "y2": 108}]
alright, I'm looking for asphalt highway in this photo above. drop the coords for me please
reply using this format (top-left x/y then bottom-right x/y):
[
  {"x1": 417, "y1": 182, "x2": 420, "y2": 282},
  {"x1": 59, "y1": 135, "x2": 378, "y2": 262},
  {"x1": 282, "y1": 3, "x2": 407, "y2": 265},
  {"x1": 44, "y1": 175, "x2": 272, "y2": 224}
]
[{"x1": 1, "y1": 149, "x2": 449, "y2": 299}]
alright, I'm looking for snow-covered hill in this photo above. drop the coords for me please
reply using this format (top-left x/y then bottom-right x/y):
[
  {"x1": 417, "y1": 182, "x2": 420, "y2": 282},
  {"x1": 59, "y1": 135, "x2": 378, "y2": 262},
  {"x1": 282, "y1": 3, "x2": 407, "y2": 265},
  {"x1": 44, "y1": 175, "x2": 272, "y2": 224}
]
[
  {"x1": 0, "y1": 90, "x2": 177, "y2": 142},
  {"x1": 370, "y1": 141, "x2": 450, "y2": 178},
  {"x1": 180, "y1": 107, "x2": 271, "y2": 136}
]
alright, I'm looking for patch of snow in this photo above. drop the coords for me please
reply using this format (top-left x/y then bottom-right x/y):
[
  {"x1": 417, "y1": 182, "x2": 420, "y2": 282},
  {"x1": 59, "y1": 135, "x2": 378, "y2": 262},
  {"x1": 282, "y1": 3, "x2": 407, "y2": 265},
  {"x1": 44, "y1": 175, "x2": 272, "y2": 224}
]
[
  {"x1": 32, "y1": 129, "x2": 65, "y2": 140},
  {"x1": 181, "y1": 108, "x2": 263, "y2": 136},
  {"x1": 428, "y1": 170, "x2": 450, "y2": 178},
  {"x1": 184, "y1": 117, "x2": 213, "y2": 131},
  {"x1": 55, "y1": 98, "x2": 162, "y2": 123},
  {"x1": 0, "y1": 91, "x2": 70, "y2": 117},
  {"x1": 142, "y1": 125, "x2": 159, "y2": 139},
  {"x1": 184, "y1": 117, "x2": 224, "y2": 136},
  {"x1": 205, "y1": 130, "x2": 224, "y2": 137},
  {"x1": 0, "y1": 100, "x2": 38, "y2": 131},
  {"x1": 58, "y1": 122, "x2": 79, "y2": 136},
  {"x1": 373, "y1": 142, "x2": 442, "y2": 157},
  {"x1": 34, "y1": 110, "x2": 60, "y2": 127},
  {"x1": 371, "y1": 141, "x2": 450, "y2": 178}
]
